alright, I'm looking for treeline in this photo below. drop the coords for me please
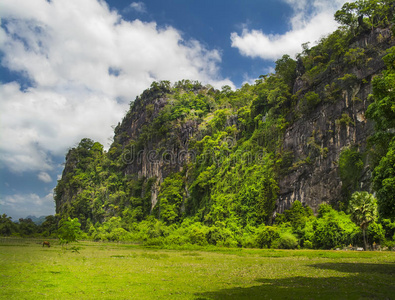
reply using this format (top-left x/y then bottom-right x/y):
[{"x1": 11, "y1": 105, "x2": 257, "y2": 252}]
[
  {"x1": 85, "y1": 197, "x2": 395, "y2": 250},
  {"x1": 2, "y1": 198, "x2": 395, "y2": 250},
  {"x1": 0, "y1": 214, "x2": 57, "y2": 237}
]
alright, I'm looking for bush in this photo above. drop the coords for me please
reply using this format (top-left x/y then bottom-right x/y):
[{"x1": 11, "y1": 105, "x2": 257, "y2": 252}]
[
  {"x1": 255, "y1": 226, "x2": 280, "y2": 248},
  {"x1": 311, "y1": 204, "x2": 359, "y2": 249},
  {"x1": 367, "y1": 222, "x2": 385, "y2": 245},
  {"x1": 188, "y1": 226, "x2": 208, "y2": 246},
  {"x1": 165, "y1": 233, "x2": 189, "y2": 246},
  {"x1": 380, "y1": 219, "x2": 395, "y2": 240},
  {"x1": 109, "y1": 227, "x2": 131, "y2": 241},
  {"x1": 240, "y1": 233, "x2": 257, "y2": 248},
  {"x1": 273, "y1": 232, "x2": 298, "y2": 249},
  {"x1": 204, "y1": 221, "x2": 239, "y2": 247},
  {"x1": 143, "y1": 237, "x2": 165, "y2": 247},
  {"x1": 300, "y1": 91, "x2": 321, "y2": 113},
  {"x1": 303, "y1": 240, "x2": 313, "y2": 249}
]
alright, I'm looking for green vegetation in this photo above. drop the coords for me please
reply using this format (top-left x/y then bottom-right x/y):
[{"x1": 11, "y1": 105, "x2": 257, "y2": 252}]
[
  {"x1": 58, "y1": 217, "x2": 82, "y2": 248},
  {"x1": 338, "y1": 147, "x2": 364, "y2": 199},
  {"x1": 335, "y1": 0, "x2": 394, "y2": 33},
  {"x1": 1, "y1": 239, "x2": 394, "y2": 299},
  {"x1": 4, "y1": 0, "x2": 394, "y2": 252},
  {"x1": 349, "y1": 192, "x2": 378, "y2": 249},
  {"x1": 366, "y1": 46, "x2": 395, "y2": 219},
  {"x1": 3, "y1": 4, "x2": 395, "y2": 299},
  {"x1": 0, "y1": 214, "x2": 58, "y2": 238}
]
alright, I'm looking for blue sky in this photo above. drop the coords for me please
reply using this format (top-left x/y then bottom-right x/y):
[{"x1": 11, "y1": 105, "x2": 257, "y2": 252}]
[{"x1": 0, "y1": 0, "x2": 350, "y2": 220}]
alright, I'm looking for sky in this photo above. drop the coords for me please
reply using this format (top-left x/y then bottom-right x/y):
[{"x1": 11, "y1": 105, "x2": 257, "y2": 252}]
[{"x1": 0, "y1": 0, "x2": 351, "y2": 220}]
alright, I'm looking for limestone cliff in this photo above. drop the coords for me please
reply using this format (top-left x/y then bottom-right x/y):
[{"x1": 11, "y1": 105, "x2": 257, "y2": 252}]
[
  {"x1": 55, "y1": 26, "x2": 395, "y2": 224},
  {"x1": 278, "y1": 27, "x2": 393, "y2": 213}
]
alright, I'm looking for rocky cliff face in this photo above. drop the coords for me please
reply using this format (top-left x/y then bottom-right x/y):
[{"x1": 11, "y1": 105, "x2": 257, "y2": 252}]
[
  {"x1": 112, "y1": 83, "x2": 204, "y2": 208},
  {"x1": 107, "y1": 28, "x2": 394, "y2": 215},
  {"x1": 55, "y1": 27, "x2": 395, "y2": 222},
  {"x1": 277, "y1": 27, "x2": 394, "y2": 213}
]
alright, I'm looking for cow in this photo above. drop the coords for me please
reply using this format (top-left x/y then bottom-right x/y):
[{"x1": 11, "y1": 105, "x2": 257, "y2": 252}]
[{"x1": 42, "y1": 241, "x2": 50, "y2": 247}]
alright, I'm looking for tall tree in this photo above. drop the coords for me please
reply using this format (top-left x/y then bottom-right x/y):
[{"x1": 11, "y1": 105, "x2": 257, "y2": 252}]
[{"x1": 349, "y1": 192, "x2": 378, "y2": 249}]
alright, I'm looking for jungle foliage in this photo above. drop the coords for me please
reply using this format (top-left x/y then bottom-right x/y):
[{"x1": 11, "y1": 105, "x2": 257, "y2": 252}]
[{"x1": 34, "y1": 0, "x2": 395, "y2": 249}]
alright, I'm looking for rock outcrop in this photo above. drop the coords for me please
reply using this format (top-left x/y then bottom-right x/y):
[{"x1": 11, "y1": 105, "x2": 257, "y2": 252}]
[{"x1": 277, "y1": 27, "x2": 394, "y2": 213}]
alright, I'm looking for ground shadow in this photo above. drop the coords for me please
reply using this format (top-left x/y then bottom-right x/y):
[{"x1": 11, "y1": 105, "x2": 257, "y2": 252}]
[
  {"x1": 195, "y1": 263, "x2": 395, "y2": 300},
  {"x1": 311, "y1": 262, "x2": 395, "y2": 275}
]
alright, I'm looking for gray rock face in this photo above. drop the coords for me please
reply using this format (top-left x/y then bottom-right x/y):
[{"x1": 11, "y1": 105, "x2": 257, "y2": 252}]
[
  {"x1": 278, "y1": 88, "x2": 373, "y2": 213},
  {"x1": 276, "y1": 27, "x2": 393, "y2": 213},
  {"x1": 114, "y1": 86, "x2": 201, "y2": 208}
]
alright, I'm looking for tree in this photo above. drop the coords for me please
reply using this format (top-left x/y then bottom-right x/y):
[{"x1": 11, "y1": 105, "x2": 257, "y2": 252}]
[
  {"x1": 372, "y1": 141, "x2": 395, "y2": 219},
  {"x1": 366, "y1": 47, "x2": 395, "y2": 218},
  {"x1": 0, "y1": 214, "x2": 17, "y2": 236},
  {"x1": 366, "y1": 47, "x2": 395, "y2": 157},
  {"x1": 18, "y1": 218, "x2": 38, "y2": 236},
  {"x1": 283, "y1": 200, "x2": 313, "y2": 231},
  {"x1": 349, "y1": 192, "x2": 378, "y2": 250},
  {"x1": 157, "y1": 174, "x2": 184, "y2": 224},
  {"x1": 58, "y1": 217, "x2": 82, "y2": 248},
  {"x1": 334, "y1": 0, "x2": 394, "y2": 33},
  {"x1": 275, "y1": 54, "x2": 297, "y2": 88},
  {"x1": 40, "y1": 215, "x2": 58, "y2": 237},
  {"x1": 310, "y1": 204, "x2": 358, "y2": 249},
  {"x1": 334, "y1": 1, "x2": 358, "y2": 31}
]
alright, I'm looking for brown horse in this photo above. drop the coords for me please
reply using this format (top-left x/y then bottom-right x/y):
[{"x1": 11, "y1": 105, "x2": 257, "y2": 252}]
[{"x1": 42, "y1": 241, "x2": 50, "y2": 247}]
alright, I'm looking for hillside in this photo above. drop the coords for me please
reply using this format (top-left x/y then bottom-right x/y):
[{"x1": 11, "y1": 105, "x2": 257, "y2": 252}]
[{"x1": 53, "y1": 2, "x2": 395, "y2": 247}]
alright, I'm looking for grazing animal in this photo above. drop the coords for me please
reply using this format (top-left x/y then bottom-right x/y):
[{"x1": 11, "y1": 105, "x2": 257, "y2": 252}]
[{"x1": 42, "y1": 241, "x2": 50, "y2": 247}]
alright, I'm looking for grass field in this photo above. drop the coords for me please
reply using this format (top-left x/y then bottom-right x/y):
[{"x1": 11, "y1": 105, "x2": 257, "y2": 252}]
[{"x1": 1, "y1": 238, "x2": 394, "y2": 299}]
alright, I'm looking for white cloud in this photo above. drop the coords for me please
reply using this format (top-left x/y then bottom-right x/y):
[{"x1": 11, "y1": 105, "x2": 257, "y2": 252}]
[
  {"x1": 127, "y1": 2, "x2": 147, "y2": 14},
  {"x1": 0, "y1": 0, "x2": 233, "y2": 173},
  {"x1": 231, "y1": 0, "x2": 352, "y2": 60},
  {"x1": 38, "y1": 172, "x2": 52, "y2": 183},
  {"x1": 1, "y1": 192, "x2": 55, "y2": 219}
]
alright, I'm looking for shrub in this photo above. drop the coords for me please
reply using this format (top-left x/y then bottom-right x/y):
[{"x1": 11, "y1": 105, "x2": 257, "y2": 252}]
[
  {"x1": 206, "y1": 224, "x2": 236, "y2": 247},
  {"x1": 273, "y1": 232, "x2": 298, "y2": 249},
  {"x1": 311, "y1": 206, "x2": 359, "y2": 249},
  {"x1": 240, "y1": 232, "x2": 257, "y2": 248},
  {"x1": 303, "y1": 240, "x2": 313, "y2": 249},
  {"x1": 367, "y1": 222, "x2": 385, "y2": 245},
  {"x1": 380, "y1": 219, "x2": 395, "y2": 240},
  {"x1": 109, "y1": 227, "x2": 131, "y2": 241},
  {"x1": 189, "y1": 226, "x2": 208, "y2": 246},
  {"x1": 255, "y1": 226, "x2": 280, "y2": 248},
  {"x1": 299, "y1": 91, "x2": 321, "y2": 114}
]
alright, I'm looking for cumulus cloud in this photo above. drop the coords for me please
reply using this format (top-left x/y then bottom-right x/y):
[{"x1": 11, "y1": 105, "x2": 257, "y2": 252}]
[
  {"x1": 0, "y1": 0, "x2": 233, "y2": 173},
  {"x1": 1, "y1": 192, "x2": 55, "y2": 219},
  {"x1": 38, "y1": 172, "x2": 52, "y2": 183},
  {"x1": 231, "y1": 0, "x2": 351, "y2": 60}
]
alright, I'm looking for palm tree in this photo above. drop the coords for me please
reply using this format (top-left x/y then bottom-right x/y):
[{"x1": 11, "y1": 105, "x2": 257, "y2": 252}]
[{"x1": 349, "y1": 192, "x2": 378, "y2": 250}]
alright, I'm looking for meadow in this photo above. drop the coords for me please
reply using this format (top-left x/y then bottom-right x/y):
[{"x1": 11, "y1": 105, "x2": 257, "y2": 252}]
[{"x1": 1, "y1": 238, "x2": 394, "y2": 299}]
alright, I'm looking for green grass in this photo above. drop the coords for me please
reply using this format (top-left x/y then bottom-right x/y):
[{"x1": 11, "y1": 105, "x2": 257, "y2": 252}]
[{"x1": 1, "y1": 238, "x2": 394, "y2": 299}]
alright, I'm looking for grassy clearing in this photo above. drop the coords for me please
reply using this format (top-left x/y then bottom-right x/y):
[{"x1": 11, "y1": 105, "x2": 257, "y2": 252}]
[{"x1": 0, "y1": 239, "x2": 394, "y2": 299}]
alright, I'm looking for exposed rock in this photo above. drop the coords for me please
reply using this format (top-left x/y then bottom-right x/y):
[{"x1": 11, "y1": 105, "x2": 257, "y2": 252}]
[{"x1": 276, "y1": 27, "x2": 393, "y2": 213}]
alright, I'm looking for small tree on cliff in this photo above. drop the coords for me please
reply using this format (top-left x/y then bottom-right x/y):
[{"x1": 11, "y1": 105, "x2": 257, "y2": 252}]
[{"x1": 349, "y1": 192, "x2": 378, "y2": 250}]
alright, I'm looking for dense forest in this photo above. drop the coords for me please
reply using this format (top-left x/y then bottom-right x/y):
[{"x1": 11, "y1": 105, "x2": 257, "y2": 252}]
[{"x1": 2, "y1": 0, "x2": 395, "y2": 250}]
